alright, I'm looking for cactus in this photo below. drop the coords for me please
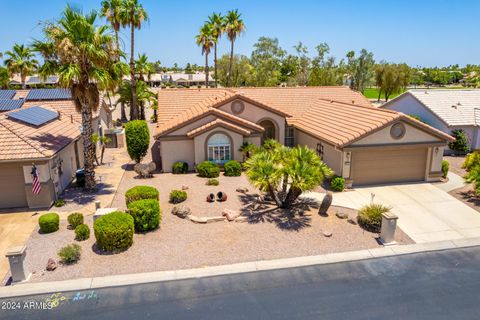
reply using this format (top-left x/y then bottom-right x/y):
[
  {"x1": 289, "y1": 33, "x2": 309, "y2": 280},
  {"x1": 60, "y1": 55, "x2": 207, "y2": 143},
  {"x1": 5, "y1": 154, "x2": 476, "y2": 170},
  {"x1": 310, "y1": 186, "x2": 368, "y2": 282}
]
[{"x1": 319, "y1": 192, "x2": 333, "y2": 216}]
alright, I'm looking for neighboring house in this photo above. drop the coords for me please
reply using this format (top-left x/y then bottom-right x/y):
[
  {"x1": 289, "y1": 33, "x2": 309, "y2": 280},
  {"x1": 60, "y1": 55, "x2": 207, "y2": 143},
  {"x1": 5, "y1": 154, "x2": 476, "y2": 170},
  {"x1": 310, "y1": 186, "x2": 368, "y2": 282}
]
[
  {"x1": 0, "y1": 88, "x2": 112, "y2": 209},
  {"x1": 381, "y1": 89, "x2": 480, "y2": 153},
  {"x1": 140, "y1": 72, "x2": 215, "y2": 88},
  {"x1": 9, "y1": 74, "x2": 59, "y2": 88},
  {"x1": 153, "y1": 86, "x2": 453, "y2": 186}
]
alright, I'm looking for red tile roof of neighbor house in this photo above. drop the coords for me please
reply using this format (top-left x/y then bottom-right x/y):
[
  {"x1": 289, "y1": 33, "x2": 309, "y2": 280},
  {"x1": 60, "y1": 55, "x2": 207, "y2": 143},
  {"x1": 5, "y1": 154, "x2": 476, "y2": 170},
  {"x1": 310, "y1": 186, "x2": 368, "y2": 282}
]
[{"x1": 155, "y1": 86, "x2": 454, "y2": 146}]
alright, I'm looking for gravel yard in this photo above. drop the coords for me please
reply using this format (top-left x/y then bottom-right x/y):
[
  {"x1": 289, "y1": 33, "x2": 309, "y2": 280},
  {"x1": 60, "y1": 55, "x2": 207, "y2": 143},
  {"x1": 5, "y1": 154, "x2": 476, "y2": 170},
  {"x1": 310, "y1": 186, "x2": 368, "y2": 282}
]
[{"x1": 11, "y1": 172, "x2": 413, "y2": 284}]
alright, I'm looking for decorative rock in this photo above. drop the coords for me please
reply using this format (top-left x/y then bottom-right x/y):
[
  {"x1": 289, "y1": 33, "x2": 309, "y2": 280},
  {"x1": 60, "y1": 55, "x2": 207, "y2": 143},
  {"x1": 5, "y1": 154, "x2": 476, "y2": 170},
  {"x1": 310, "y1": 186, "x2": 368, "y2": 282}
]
[
  {"x1": 236, "y1": 187, "x2": 249, "y2": 194},
  {"x1": 322, "y1": 230, "x2": 332, "y2": 237},
  {"x1": 206, "y1": 216, "x2": 227, "y2": 223},
  {"x1": 234, "y1": 216, "x2": 248, "y2": 223},
  {"x1": 134, "y1": 163, "x2": 155, "y2": 178},
  {"x1": 319, "y1": 192, "x2": 333, "y2": 216},
  {"x1": 188, "y1": 215, "x2": 208, "y2": 224},
  {"x1": 206, "y1": 193, "x2": 215, "y2": 203},
  {"x1": 222, "y1": 209, "x2": 241, "y2": 221},
  {"x1": 46, "y1": 258, "x2": 57, "y2": 271},
  {"x1": 336, "y1": 212, "x2": 348, "y2": 219},
  {"x1": 347, "y1": 218, "x2": 358, "y2": 225},
  {"x1": 172, "y1": 205, "x2": 191, "y2": 219},
  {"x1": 217, "y1": 191, "x2": 227, "y2": 202},
  {"x1": 181, "y1": 185, "x2": 189, "y2": 190}
]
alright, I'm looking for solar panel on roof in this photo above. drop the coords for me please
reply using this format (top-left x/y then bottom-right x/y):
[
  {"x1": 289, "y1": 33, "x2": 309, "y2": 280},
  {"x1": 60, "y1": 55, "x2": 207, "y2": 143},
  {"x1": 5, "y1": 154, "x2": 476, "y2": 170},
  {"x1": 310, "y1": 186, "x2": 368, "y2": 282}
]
[
  {"x1": 25, "y1": 88, "x2": 72, "y2": 101},
  {"x1": 0, "y1": 90, "x2": 16, "y2": 100},
  {"x1": 8, "y1": 106, "x2": 59, "y2": 126},
  {"x1": 0, "y1": 99, "x2": 24, "y2": 111}
]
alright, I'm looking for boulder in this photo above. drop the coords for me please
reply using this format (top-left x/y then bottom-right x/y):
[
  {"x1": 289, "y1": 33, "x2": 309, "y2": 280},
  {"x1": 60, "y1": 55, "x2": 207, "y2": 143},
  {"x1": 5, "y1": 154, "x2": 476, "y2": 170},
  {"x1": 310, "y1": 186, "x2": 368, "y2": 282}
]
[
  {"x1": 222, "y1": 209, "x2": 241, "y2": 221},
  {"x1": 347, "y1": 218, "x2": 358, "y2": 225},
  {"x1": 234, "y1": 216, "x2": 249, "y2": 223},
  {"x1": 322, "y1": 230, "x2": 332, "y2": 237},
  {"x1": 236, "y1": 187, "x2": 249, "y2": 194},
  {"x1": 134, "y1": 163, "x2": 155, "y2": 178},
  {"x1": 172, "y1": 205, "x2": 191, "y2": 219},
  {"x1": 206, "y1": 216, "x2": 227, "y2": 223},
  {"x1": 181, "y1": 185, "x2": 189, "y2": 190},
  {"x1": 335, "y1": 212, "x2": 348, "y2": 219},
  {"x1": 46, "y1": 258, "x2": 57, "y2": 271},
  {"x1": 319, "y1": 192, "x2": 333, "y2": 216},
  {"x1": 189, "y1": 215, "x2": 208, "y2": 224}
]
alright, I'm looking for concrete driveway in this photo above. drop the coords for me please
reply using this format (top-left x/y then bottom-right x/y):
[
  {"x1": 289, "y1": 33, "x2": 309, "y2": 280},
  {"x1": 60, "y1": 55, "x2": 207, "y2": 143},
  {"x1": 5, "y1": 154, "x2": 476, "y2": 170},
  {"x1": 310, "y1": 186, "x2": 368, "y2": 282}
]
[{"x1": 305, "y1": 181, "x2": 480, "y2": 243}]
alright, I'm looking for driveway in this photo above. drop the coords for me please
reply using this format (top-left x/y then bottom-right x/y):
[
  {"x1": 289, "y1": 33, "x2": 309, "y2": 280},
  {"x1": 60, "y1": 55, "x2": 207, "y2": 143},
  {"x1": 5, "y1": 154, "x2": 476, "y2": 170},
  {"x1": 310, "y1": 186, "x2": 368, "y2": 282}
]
[{"x1": 305, "y1": 180, "x2": 480, "y2": 243}]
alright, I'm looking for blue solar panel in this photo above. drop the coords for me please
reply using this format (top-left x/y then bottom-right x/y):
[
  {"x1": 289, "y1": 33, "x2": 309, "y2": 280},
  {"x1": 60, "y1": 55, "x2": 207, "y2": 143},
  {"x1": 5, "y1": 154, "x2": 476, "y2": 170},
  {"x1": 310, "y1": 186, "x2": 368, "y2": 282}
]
[
  {"x1": 8, "y1": 106, "x2": 59, "y2": 126},
  {"x1": 0, "y1": 99, "x2": 24, "y2": 111},
  {"x1": 0, "y1": 90, "x2": 16, "y2": 100},
  {"x1": 25, "y1": 88, "x2": 72, "y2": 101}
]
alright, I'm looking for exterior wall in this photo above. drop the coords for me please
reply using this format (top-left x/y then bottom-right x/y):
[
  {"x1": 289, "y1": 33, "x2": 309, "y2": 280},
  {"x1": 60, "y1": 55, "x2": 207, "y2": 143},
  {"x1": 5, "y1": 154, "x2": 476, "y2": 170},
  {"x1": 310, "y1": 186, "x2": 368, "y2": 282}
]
[
  {"x1": 0, "y1": 162, "x2": 28, "y2": 209},
  {"x1": 295, "y1": 129, "x2": 343, "y2": 175},
  {"x1": 21, "y1": 160, "x2": 55, "y2": 209},
  {"x1": 427, "y1": 145, "x2": 445, "y2": 181},
  {"x1": 244, "y1": 135, "x2": 262, "y2": 147},
  {"x1": 51, "y1": 142, "x2": 79, "y2": 195},
  {"x1": 193, "y1": 128, "x2": 243, "y2": 165},
  {"x1": 159, "y1": 139, "x2": 195, "y2": 173}
]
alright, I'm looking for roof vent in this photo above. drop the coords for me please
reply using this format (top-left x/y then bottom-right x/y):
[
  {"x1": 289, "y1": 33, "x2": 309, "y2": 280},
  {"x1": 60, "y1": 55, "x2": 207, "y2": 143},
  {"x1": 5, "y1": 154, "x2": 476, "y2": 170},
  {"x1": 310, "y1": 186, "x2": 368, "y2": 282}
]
[
  {"x1": 457, "y1": 102, "x2": 462, "y2": 106},
  {"x1": 451, "y1": 105, "x2": 457, "y2": 109}
]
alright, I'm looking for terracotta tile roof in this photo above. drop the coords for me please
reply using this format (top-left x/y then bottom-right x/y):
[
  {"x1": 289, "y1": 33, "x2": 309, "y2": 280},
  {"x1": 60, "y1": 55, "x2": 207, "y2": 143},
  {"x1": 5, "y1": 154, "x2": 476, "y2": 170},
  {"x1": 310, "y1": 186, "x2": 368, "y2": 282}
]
[{"x1": 186, "y1": 119, "x2": 252, "y2": 137}]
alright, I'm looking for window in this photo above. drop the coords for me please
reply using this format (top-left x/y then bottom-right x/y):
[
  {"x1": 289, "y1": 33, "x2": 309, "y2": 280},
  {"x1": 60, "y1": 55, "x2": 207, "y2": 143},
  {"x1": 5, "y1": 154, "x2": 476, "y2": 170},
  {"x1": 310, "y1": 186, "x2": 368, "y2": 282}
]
[
  {"x1": 390, "y1": 122, "x2": 406, "y2": 140},
  {"x1": 207, "y1": 133, "x2": 231, "y2": 164},
  {"x1": 231, "y1": 100, "x2": 245, "y2": 115},
  {"x1": 316, "y1": 143, "x2": 324, "y2": 160},
  {"x1": 285, "y1": 126, "x2": 294, "y2": 147}
]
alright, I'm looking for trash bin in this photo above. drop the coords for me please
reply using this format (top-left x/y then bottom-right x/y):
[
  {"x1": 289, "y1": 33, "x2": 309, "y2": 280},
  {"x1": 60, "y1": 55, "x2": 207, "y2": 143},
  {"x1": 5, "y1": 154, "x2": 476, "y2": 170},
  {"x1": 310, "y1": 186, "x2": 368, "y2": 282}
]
[
  {"x1": 76, "y1": 169, "x2": 85, "y2": 187},
  {"x1": 6, "y1": 246, "x2": 30, "y2": 283},
  {"x1": 380, "y1": 212, "x2": 399, "y2": 246}
]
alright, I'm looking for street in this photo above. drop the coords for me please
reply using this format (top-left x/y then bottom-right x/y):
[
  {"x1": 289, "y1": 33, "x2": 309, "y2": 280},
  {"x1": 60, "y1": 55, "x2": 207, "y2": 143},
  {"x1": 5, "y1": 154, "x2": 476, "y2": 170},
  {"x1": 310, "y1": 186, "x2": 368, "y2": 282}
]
[{"x1": 1, "y1": 247, "x2": 480, "y2": 320}]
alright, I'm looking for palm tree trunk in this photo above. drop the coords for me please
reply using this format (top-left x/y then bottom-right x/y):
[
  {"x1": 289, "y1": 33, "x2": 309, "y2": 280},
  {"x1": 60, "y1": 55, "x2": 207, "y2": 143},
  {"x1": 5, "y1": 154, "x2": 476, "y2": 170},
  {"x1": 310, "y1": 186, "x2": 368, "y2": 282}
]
[
  {"x1": 282, "y1": 187, "x2": 303, "y2": 209},
  {"x1": 115, "y1": 30, "x2": 120, "y2": 61},
  {"x1": 130, "y1": 20, "x2": 138, "y2": 120},
  {"x1": 268, "y1": 185, "x2": 283, "y2": 208},
  {"x1": 214, "y1": 43, "x2": 218, "y2": 88},
  {"x1": 21, "y1": 73, "x2": 26, "y2": 90},
  {"x1": 228, "y1": 40, "x2": 234, "y2": 87},
  {"x1": 121, "y1": 102, "x2": 127, "y2": 122},
  {"x1": 205, "y1": 52, "x2": 209, "y2": 87},
  {"x1": 140, "y1": 101, "x2": 145, "y2": 120},
  {"x1": 81, "y1": 98, "x2": 96, "y2": 191}
]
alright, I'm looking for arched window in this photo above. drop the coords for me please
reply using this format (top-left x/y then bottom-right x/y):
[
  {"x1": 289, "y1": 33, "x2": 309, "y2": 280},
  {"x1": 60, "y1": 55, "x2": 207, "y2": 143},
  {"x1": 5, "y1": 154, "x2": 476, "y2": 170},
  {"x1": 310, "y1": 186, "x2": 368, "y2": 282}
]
[
  {"x1": 259, "y1": 120, "x2": 276, "y2": 142},
  {"x1": 207, "y1": 133, "x2": 231, "y2": 164}
]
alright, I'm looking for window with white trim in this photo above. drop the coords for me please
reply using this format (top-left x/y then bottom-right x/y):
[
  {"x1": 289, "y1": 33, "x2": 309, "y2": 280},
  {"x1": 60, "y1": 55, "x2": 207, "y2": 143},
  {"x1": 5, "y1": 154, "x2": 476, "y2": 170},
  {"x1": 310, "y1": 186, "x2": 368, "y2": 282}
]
[{"x1": 207, "y1": 133, "x2": 231, "y2": 164}]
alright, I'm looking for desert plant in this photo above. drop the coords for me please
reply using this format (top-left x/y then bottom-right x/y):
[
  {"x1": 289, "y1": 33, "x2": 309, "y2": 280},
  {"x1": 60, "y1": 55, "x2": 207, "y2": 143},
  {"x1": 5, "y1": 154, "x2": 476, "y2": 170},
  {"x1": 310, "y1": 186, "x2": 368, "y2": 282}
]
[
  {"x1": 67, "y1": 213, "x2": 84, "y2": 229},
  {"x1": 125, "y1": 120, "x2": 150, "y2": 163},
  {"x1": 39, "y1": 213, "x2": 60, "y2": 234},
  {"x1": 224, "y1": 160, "x2": 242, "y2": 176},
  {"x1": 127, "y1": 199, "x2": 161, "y2": 232},
  {"x1": 53, "y1": 199, "x2": 65, "y2": 207},
  {"x1": 172, "y1": 161, "x2": 189, "y2": 174},
  {"x1": 441, "y1": 160, "x2": 449, "y2": 179},
  {"x1": 448, "y1": 129, "x2": 470, "y2": 154},
  {"x1": 239, "y1": 141, "x2": 257, "y2": 160},
  {"x1": 58, "y1": 244, "x2": 81, "y2": 264},
  {"x1": 169, "y1": 190, "x2": 188, "y2": 204},
  {"x1": 463, "y1": 152, "x2": 480, "y2": 172},
  {"x1": 196, "y1": 161, "x2": 220, "y2": 178},
  {"x1": 357, "y1": 203, "x2": 391, "y2": 233},
  {"x1": 330, "y1": 176, "x2": 345, "y2": 192},
  {"x1": 94, "y1": 211, "x2": 134, "y2": 252},
  {"x1": 75, "y1": 224, "x2": 90, "y2": 241},
  {"x1": 206, "y1": 178, "x2": 219, "y2": 186},
  {"x1": 319, "y1": 192, "x2": 333, "y2": 216},
  {"x1": 125, "y1": 185, "x2": 159, "y2": 205}
]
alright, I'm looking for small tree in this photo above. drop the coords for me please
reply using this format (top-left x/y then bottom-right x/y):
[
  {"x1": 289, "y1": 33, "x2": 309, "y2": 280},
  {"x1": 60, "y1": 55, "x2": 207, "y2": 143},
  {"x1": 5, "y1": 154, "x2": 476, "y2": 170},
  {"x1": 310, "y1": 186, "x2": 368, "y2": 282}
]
[
  {"x1": 92, "y1": 134, "x2": 111, "y2": 165},
  {"x1": 125, "y1": 120, "x2": 150, "y2": 163},
  {"x1": 448, "y1": 129, "x2": 470, "y2": 154}
]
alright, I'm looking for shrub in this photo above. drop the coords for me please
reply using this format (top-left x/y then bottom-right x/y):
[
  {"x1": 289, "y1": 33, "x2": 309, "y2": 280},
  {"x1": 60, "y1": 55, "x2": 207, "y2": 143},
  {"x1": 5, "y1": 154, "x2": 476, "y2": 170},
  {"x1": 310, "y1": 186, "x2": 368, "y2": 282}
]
[
  {"x1": 224, "y1": 160, "x2": 242, "y2": 176},
  {"x1": 448, "y1": 129, "x2": 470, "y2": 154},
  {"x1": 39, "y1": 213, "x2": 59, "y2": 234},
  {"x1": 357, "y1": 203, "x2": 391, "y2": 233},
  {"x1": 58, "y1": 244, "x2": 81, "y2": 264},
  {"x1": 94, "y1": 211, "x2": 134, "y2": 252},
  {"x1": 125, "y1": 120, "x2": 150, "y2": 163},
  {"x1": 127, "y1": 199, "x2": 161, "y2": 232},
  {"x1": 169, "y1": 190, "x2": 187, "y2": 204},
  {"x1": 125, "y1": 186, "x2": 159, "y2": 205},
  {"x1": 67, "y1": 213, "x2": 84, "y2": 229},
  {"x1": 53, "y1": 199, "x2": 65, "y2": 207},
  {"x1": 206, "y1": 178, "x2": 219, "y2": 186},
  {"x1": 463, "y1": 152, "x2": 480, "y2": 172},
  {"x1": 441, "y1": 160, "x2": 449, "y2": 179},
  {"x1": 75, "y1": 224, "x2": 90, "y2": 241},
  {"x1": 330, "y1": 176, "x2": 345, "y2": 192},
  {"x1": 172, "y1": 161, "x2": 189, "y2": 174},
  {"x1": 196, "y1": 161, "x2": 220, "y2": 178}
]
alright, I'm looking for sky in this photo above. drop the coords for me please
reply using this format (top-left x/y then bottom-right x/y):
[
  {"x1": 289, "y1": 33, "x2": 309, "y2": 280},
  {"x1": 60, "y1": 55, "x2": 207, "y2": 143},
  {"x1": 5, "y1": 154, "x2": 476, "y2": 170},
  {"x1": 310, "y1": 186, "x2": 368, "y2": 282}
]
[{"x1": 0, "y1": 0, "x2": 479, "y2": 68}]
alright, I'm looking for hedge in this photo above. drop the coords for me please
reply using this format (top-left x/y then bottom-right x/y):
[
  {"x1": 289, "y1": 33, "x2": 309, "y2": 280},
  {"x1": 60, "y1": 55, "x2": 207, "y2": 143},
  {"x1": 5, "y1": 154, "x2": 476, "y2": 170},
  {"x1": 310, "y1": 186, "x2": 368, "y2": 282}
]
[
  {"x1": 39, "y1": 213, "x2": 60, "y2": 234},
  {"x1": 206, "y1": 178, "x2": 219, "y2": 186},
  {"x1": 94, "y1": 211, "x2": 134, "y2": 252},
  {"x1": 75, "y1": 224, "x2": 90, "y2": 241},
  {"x1": 67, "y1": 213, "x2": 84, "y2": 229},
  {"x1": 197, "y1": 161, "x2": 220, "y2": 178},
  {"x1": 330, "y1": 176, "x2": 345, "y2": 192},
  {"x1": 442, "y1": 160, "x2": 449, "y2": 179},
  {"x1": 125, "y1": 120, "x2": 150, "y2": 163},
  {"x1": 127, "y1": 199, "x2": 161, "y2": 232},
  {"x1": 125, "y1": 185, "x2": 159, "y2": 206},
  {"x1": 58, "y1": 244, "x2": 81, "y2": 264},
  {"x1": 169, "y1": 190, "x2": 187, "y2": 204},
  {"x1": 172, "y1": 161, "x2": 189, "y2": 174},
  {"x1": 224, "y1": 160, "x2": 242, "y2": 177}
]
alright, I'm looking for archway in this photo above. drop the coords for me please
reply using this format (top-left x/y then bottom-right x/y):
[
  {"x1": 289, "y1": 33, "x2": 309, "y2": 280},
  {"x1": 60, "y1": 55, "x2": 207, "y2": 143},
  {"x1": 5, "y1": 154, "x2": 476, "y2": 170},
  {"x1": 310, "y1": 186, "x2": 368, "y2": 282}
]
[{"x1": 258, "y1": 119, "x2": 277, "y2": 142}]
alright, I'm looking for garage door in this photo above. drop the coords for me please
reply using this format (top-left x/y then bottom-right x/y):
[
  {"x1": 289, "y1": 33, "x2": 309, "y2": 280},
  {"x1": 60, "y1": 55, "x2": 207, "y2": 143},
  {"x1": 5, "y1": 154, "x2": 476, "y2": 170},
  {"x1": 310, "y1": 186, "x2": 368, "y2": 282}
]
[
  {"x1": 351, "y1": 148, "x2": 427, "y2": 186},
  {"x1": 0, "y1": 163, "x2": 28, "y2": 209}
]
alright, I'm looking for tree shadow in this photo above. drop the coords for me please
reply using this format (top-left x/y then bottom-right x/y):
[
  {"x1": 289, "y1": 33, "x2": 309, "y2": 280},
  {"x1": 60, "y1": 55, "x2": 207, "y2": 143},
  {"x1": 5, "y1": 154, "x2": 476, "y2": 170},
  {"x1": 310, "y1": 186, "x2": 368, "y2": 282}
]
[
  {"x1": 458, "y1": 190, "x2": 480, "y2": 207},
  {"x1": 91, "y1": 243, "x2": 128, "y2": 256},
  {"x1": 59, "y1": 182, "x2": 116, "y2": 206}
]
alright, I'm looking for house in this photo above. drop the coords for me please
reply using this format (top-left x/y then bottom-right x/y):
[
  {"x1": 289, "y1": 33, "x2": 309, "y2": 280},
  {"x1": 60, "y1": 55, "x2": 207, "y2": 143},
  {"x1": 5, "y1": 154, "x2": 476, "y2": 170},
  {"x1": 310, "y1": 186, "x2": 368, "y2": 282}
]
[
  {"x1": 381, "y1": 89, "x2": 480, "y2": 153},
  {"x1": 153, "y1": 86, "x2": 453, "y2": 186},
  {"x1": 139, "y1": 72, "x2": 215, "y2": 88},
  {"x1": 0, "y1": 88, "x2": 112, "y2": 209},
  {"x1": 9, "y1": 74, "x2": 59, "y2": 88}
]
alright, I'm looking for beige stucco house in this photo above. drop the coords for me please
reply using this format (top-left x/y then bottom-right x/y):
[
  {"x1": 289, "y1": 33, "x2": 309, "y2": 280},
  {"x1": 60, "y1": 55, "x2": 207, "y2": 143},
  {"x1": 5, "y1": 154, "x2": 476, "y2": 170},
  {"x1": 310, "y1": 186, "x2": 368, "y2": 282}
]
[{"x1": 153, "y1": 86, "x2": 453, "y2": 187}]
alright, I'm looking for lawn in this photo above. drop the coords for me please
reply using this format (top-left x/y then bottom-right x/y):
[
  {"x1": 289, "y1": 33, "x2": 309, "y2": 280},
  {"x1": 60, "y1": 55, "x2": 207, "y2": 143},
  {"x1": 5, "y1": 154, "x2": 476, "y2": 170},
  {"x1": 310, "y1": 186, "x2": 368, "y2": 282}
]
[{"x1": 363, "y1": 87, "x2": 405, "y2": 100}]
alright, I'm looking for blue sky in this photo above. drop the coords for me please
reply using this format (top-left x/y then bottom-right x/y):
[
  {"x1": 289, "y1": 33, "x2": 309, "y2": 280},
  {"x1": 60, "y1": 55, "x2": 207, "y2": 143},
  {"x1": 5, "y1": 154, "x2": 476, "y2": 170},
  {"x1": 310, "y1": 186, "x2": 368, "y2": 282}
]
[{"x1": 0, "y1": 0, "x2": 479, "y2": 67}]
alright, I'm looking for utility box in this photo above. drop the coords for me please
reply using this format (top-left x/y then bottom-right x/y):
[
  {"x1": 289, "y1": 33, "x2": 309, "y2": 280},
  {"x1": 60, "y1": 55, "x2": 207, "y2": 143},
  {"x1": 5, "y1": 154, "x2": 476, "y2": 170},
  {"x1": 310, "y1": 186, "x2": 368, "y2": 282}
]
[
  {"x1": 93, "y1": 207, "x2": 118, "y2": 222},
  {"x1": 380, "y1": 212, "x2": 399, "y2": 246},
  {"x1": 5, "y1": 245, "x2": 30, "y2": 283}
]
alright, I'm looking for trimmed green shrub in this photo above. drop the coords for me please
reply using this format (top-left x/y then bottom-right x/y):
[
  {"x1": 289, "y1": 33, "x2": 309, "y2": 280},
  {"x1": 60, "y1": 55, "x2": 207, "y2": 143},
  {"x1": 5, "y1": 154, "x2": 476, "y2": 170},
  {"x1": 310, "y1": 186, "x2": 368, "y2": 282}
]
[
  {"x1": 94, "y1": 211, "x2": 134, "y2": 252},
  {"x1": 169, "y1": 190, "x2": 187, "y2": 204},
  {"x1": 127, "y1": 199, "x2": 161, "y2": 232},
  {"x1": 75, "y1": 224, "x2": 90, "y2": 241},
  {"x1": 330, "y1": 176, "x2": 345, "y2": 192},
  {"x1": 125, "y1": 186, "x2": 159, "y2": 206},
  {"x1": 206, "y1": 178, "x2": 219, "y2": 186},
  {"x1": 58, "y1": 244, "x2": 81, "y2": 264},
  {"x1": 463, "y1": 151, "x2": 480, "y2": 172},
  {"x1": 53, "y1": 199, "x2": 65, "y2": 207},
  {"x1": 67, "y1": 213, "x2": 84, "y2": 229},
  {"x1": 125, "y1": 120, "x2": 150, "y2": 163},
  {"x1": 224, "y1": 160, "x2": 242, "y2": 177},
  {"x1": 196, "y1": 161, "x2": 220, "y2": 178},
  {"x1": 39, "y1": 213, "x2": 59, "y2": 234},
  {"x1": 442, "y1": 160, "x2": 449, "y2": 179},
  {"x1": 172, "y1": 161, "x2": 189, "y2": 174},
  {"x1": 448, "y1": 129, "x2": 470, "y2": 154},
  {"x1": 357, "y1": 203, "x2": 391, "y2": 233}
]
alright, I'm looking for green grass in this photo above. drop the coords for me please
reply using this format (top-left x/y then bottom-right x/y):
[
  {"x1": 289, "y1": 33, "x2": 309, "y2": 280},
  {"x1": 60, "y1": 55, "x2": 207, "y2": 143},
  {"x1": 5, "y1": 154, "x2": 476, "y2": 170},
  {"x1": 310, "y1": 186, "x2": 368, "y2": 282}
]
[{"x1": 363, "y1": 87, "x2": 405, "y2": 100}]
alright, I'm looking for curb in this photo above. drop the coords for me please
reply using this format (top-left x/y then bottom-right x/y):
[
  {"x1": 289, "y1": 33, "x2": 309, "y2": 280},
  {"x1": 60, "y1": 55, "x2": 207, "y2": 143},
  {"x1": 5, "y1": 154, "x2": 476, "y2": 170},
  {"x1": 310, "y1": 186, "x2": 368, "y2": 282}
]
[{"x1": 1, "y1": 237, "x2": 480, "y2": 298}]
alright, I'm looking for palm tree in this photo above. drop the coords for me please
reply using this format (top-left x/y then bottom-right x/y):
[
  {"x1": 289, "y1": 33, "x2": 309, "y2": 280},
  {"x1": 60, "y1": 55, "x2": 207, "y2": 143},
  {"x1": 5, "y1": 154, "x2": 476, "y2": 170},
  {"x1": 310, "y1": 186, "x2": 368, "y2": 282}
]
[
  {"x1": 0, "y1": 67, "x2": 9, "y2": 89},
  {"x1": 119, "y1": 0, "x2": 148, "y2": 120},
  {"x1": 135, "y1": 53, "x2": 155, "y2": 82},
  {"x1": 116, "y1": 80, "x2": 155, "y2": 120},
  {"x1": 224, "y1": 10, "x2": 245, "y2": 87},
  {"x1": 207, "y1": 13, "x2": 224, "y2": 88},
  {"x1": 4, "y1": 44, "x2": 38, "y2": 89},
  {"x1": 196, "y1": 24, "x2": 214, "y2": 87},
  {"x1": 35, "y1": 5, "x2": 117, "y2": 190},
  {"x1": 100, "y1": 0, "x2": 122, "y2": 59}
]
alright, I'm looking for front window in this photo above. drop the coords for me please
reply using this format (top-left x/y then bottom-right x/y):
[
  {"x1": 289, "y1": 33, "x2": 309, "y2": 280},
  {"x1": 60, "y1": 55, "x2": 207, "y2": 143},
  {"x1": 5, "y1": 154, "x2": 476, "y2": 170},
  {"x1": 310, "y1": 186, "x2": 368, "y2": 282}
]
[
  {"x1": 207, "y1": 133, "x2": 231, "y2": 164},
  {"x1": 316, "y1": 143, "x2": 324, "y2": 160},
  {"x1": 285, "y1": 126, "x2": 294, "y2": 147}
]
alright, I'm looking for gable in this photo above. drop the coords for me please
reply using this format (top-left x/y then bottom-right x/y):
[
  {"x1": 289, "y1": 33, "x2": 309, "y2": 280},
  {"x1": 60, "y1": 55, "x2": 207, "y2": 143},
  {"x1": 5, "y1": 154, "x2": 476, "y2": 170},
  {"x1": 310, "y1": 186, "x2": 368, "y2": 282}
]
[{"x1": 217, "y1": 98, "x2": 286, "y2": 126}]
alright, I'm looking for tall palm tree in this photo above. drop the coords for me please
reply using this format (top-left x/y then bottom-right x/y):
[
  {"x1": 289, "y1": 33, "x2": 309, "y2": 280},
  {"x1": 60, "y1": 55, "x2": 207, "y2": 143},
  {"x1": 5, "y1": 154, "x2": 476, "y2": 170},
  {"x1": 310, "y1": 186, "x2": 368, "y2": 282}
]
[
  {"x1": 119, "y1": 0, "x2": 148, "y2": 120},
  {"x1": 4, "y1": 44, "x2": 38, "y2": 89},
  {"x1": 224, "y1": 10, "x2": 245, "y2": 87},
  {"x1": 207, "y1": 13, "x2": 224, "y2": 88},
  {"x1": 135, "y1": 53, "x2": 155, "y2": 82},
  {"x1": 196, "y1": 24, "x2": 214, "y2": 87},
  {"x1": 116, "y1": 80, "x2": 155, "y2": 120},
  {"x1": 35, "y1": 5, "x2": 117, "y2": 190}
]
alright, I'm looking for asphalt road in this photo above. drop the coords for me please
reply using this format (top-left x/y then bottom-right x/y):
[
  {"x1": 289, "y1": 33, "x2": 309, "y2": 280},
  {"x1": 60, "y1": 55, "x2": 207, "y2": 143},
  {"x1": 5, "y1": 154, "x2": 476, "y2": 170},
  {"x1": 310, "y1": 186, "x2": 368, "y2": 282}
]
[{"x1": 1, "y1": 247, "x2": 480, "y2": 320}]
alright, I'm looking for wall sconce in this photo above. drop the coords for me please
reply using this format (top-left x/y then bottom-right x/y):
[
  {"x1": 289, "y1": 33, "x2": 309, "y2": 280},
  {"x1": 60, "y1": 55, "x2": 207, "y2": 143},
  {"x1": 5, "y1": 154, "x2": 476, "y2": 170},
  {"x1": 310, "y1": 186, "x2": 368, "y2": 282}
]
[
  {"x1": 344, "y1": 152, "x2": 351, "y2": 165},
  {"x1": 434, "y1": 147, "x2": 439, "y2": 155}
]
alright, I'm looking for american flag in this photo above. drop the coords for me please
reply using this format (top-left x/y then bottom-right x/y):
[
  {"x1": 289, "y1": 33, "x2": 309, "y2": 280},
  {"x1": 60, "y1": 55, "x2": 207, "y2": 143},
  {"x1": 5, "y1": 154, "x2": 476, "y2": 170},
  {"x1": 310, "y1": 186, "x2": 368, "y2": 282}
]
[{"x1": 31, "y1": 165, "x2": 41, "y2": 195}]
